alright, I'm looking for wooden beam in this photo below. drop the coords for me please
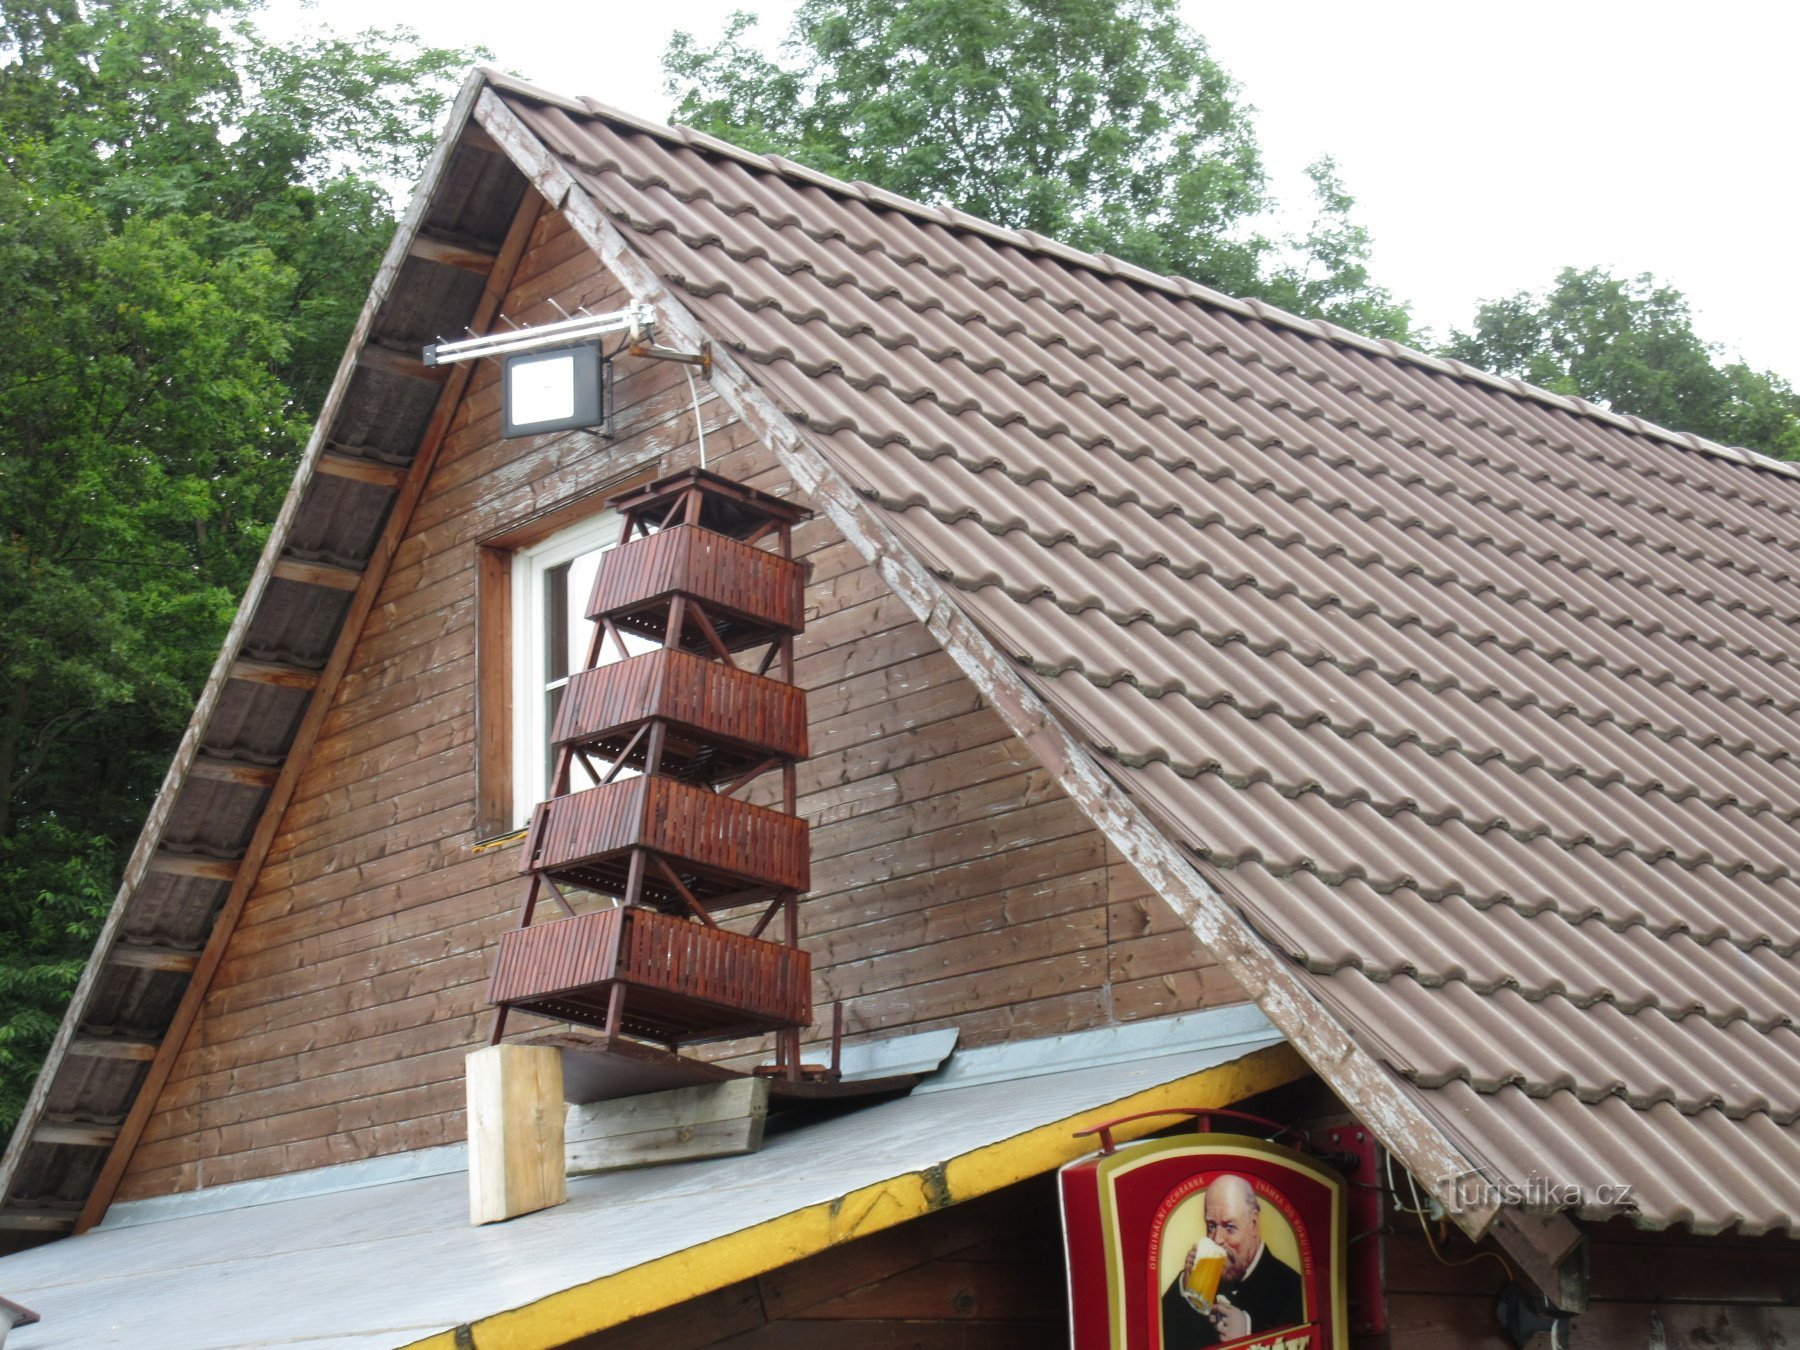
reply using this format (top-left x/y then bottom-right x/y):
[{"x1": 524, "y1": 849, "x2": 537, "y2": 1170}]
[
  {"x1": 185, "y1": 758, "x2": 280, "y2": 789},
  {"x1": 470, "y1": 83, "x2": 1505, "y2": 1243},
  {"x1": 69, "y1": 1036, "x2": 160, "y2": 1062},
  {"x1": 0, "y1": 1211, "x2": 75, "y2": 1233},
  {"x1": 34, "y1": 1123, "x2": 120, "y2": 1148},
  {"x1": 146, "y1": 852, "x2": 239, "y2": 882},
  {"x1": 228, "y1": 658, "x2": 322, "y2": 690},
  {"x1": 565, "y1": 1079, "x2": 769, "y2": 1175},
  {"x1": 1489, "y1": 1206, "x2": 1591, "y2": 1312},
  {"x1": 357, "y1": 340, "x2": 448, "y2": 384},
  {"x1": 466, "y1": 1044, "x2": 566, "y2": 1224},
  {"x1": 105, "y1": 944, "x2": 201, "y2": 974},
  {"x1": 272, "y1": 557, "x2": 364, "y2": 591},
  {"x1": 72, "y1": 175, "x2": 548, "y2": 1236},
  {"x1": 461, "y1": 123, "x2": 503, "y2": 157},
  {"x1": 410, "y1": 232, "x2": 499, "y2": 273},
  {"x1": 317, "y1": 448, "x2": 409, "y2": 488}
]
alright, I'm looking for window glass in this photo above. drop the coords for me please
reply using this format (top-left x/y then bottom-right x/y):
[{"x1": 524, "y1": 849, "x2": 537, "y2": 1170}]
[{"x1": 509, "y1": 511, "x2": 643, "y2": 826}]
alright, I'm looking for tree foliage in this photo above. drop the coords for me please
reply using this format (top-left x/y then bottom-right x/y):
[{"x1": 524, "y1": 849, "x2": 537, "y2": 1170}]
[
  {"x1": 1445, "y1": 267, "x2": 1800, "y2": 460},
  {"x1": 0, "y1": 0, "x2": 477, "y2": 1133},
  {"x1": 664, "y1": 0, "x2": 1408, "y2": 337}
]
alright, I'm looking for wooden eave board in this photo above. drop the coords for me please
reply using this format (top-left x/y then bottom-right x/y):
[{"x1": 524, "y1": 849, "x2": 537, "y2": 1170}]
[
  {"x1": 0, "y1": 1018, "x2": 1299, "y2": 1350},
  {"x1": 0, "y1": 68, "x2": 530, "y2": 1228}
]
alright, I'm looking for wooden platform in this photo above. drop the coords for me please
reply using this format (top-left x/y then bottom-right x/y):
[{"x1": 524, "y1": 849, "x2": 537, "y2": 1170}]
[
  {"x1": 529, "y1": 1032, "x2": 923, "y2": 1107},
  {"x1": 588, "y1": 525, "x2": 806, "y2": 652},
  {"x1": 489, "y1": 907, "x2": 812, "y2": 1044},
  {"x1": 520, "y1": 778, "x2": 809, "y2": 903},
  {"x1": 552, "y1": 649, "x2": 807, "y2": 784}
]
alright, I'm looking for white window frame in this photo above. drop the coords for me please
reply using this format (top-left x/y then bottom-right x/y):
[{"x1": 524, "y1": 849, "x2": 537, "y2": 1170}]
[{"x1": 508, "y1": 509, "x2": 622, "y2": 828}]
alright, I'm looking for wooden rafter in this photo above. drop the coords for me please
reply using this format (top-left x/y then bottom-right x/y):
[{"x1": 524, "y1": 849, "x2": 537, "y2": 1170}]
[{"x1": 66, "y1": 135, "x2": 550, "y2": 1235}]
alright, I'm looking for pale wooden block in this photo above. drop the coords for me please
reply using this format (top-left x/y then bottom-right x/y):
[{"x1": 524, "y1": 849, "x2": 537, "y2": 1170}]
[
  {"x1": 466, "y1": 1044, "x2": 567, "y2": 1225},
  {"x1": 565, "y1": 1078, "x2": 770, "y2": 1176}
]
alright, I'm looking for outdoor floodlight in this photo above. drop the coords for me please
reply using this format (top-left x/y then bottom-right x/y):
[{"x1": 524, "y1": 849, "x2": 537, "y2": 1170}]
[
  {"x1": 422, "y1": 304, "x2": 653, "y2": 440},
  {"x1": 501, "y1": 344, "x2": 611, "y2": 440}
]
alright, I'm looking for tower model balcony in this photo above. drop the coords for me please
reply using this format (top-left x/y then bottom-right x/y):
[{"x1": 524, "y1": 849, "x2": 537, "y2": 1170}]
[
  {"x1": 487, "y1": 905, "x2": 812, "y2": 1044},
  {"x1": 521, "y1": 777, "x2": 810, "y2": 908},
  {"x1": 551, "y1": 648, "x2": 806, "y2": 786},
  {"x1": 588, "y1": 525, "x2": 806, "y2": 654}
]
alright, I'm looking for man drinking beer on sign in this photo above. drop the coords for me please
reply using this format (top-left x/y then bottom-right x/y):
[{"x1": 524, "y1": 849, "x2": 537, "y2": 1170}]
[{"x1": 1161, "y1": 1174, "x2": 1304, "y2": 1347}]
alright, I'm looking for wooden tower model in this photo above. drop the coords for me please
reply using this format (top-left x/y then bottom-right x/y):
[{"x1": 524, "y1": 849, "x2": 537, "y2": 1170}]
[{"x1": 485, "y1": 469, "x2": 817, "y2": 1081}]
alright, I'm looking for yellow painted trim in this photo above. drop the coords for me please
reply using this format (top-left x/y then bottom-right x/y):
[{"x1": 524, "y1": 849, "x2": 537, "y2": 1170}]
[
  {"x1": 400, "y1": 1041, "x2": 1307, "y2": 1350},
  {"x1": 470, "y1": 828, "x2": 527, "y2": 856}
]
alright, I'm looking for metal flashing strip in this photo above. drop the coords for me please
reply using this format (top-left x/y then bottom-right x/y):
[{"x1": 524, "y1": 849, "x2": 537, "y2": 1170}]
[
  {"x1": 93, "y1": 1144, "x2": 469, "y2": 1233},
  {"x1": 0, "y1": 1017, "x2": 1302, "y2": 1350},
  {"x1": 838, "y1": 1027, "x2": 959, "y2": 1081},
  {"x1": 913, "y1": 1004, "x2": 1278, "y2": 1094},
  {"x1": 86, "y1": 1025, "x2": 962, "y2": 1233}
]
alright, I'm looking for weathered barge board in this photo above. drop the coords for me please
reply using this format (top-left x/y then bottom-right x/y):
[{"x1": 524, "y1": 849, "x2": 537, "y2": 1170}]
[{"x1": 115, "y1": 209, "x2": 1229, "y2": 1202}]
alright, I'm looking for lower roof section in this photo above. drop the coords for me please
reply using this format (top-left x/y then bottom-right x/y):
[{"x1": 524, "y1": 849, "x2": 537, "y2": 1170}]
[{"x1": 0, "y1": 1005, "x2": 1300, "y2": 1350}]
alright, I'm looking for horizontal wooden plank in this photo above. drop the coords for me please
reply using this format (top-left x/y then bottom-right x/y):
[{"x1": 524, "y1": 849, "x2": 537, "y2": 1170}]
[
  {"x1": 408, "y1": 232, "x2": 498, "y2": 273},
  {"x1": 186, "y1": 757, "x2": 281, "y2": 789},
  {"x1": 579, "y1": 1279, "x2": 768, "y2": 1350},
  {"x1": 1108, "y1": 966, "x2": 1244, "y2": 1025},
  {"x1": 205, "y1": 897, "x2": 498, "y2": 1019},
  {"x1": 146, "y1": 852, "x2": 240, "y2": 882},
  {"x1": 788, "y1": 1260, "x2": 1057, "y2": 1323},
  {"x1": 757, "y1": 1180, "x2": 1048, "y2": 1321},
  {"x1": 0, "y1": 1210, "x2": 77, "y2": 1232},
  {"x1": 317, "y1": 446, "x2": 410, "y2": 488},
  {"x1": 106, "y1": 943, "x2": 202, "y2": 973},
  {"x1": 566, "y1": 1079, "x2": 769, "y2": 1175},
  {"x1": 357, "y1": 340, "x2": 448, "y2": 383},
  {"x1": 69, "y1": 1036, "x2": 159, "y2": 1062},
  {"x1": 157, "y1": 1009, "x2": 488, "y2": 1116},
  {"x1": 272, "y1": 557, "x2": 364, "y2": 591},
  {"x1": 716, "y1": 1320, "x2": 1048, "y2": 1348},
  {"x1": 34, "y1": 1122, "x2": 120, "y2": 1147},
  {"x1": 228, "y1": 657, "x2": 322, "y2": 690}
]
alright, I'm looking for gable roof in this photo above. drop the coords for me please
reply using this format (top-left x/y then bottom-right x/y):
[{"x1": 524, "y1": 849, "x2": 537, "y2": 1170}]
[
  {"x1": 6, "y1": 66, "x2": 1795, "y2": 1266},
  {"x1": 478, "y1": 72, "x2": 1800, "y2": 1241}
]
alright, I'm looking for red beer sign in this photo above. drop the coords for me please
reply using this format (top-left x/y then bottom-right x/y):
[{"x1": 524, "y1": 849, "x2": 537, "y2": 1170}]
[{"x1": 1061, "y1": 1131, "x2": 1347, "y2": 1350}]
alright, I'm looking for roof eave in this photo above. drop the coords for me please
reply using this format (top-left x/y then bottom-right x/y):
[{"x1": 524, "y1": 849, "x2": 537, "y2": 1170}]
[{"x1": 0, "y1": 66, "x2": 507, "y2": 1231}]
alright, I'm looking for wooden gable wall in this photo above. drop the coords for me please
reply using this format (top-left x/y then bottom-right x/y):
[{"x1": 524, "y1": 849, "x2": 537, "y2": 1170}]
[{"x1": 112, "y1": 206, "x2": 1238, "y2": 1203}]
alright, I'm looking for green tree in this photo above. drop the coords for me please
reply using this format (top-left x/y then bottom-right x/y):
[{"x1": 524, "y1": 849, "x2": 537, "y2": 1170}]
[
  {"x1": 1445, "y1": 267, "x2": 1800, "y2": 459},
  {"x1": 664, "y1": 0, "x2": 1408, "y2": 337},
  {"x1": 0, "y1": 0, "x2": 478, "y2": 1133}
]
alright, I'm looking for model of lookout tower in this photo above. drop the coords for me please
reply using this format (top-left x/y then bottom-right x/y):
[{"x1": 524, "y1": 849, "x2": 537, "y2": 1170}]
[{"x1": 485, "y1": 469, "x2": 820, "y2": 1085}]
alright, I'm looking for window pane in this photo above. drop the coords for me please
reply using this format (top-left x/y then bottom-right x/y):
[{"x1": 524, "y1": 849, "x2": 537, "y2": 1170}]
[{"x1": 545, "y1": 561, "x2": 571, "y2": 683}]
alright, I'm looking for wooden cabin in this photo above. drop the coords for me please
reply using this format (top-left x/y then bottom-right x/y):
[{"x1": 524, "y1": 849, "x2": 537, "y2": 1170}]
[{"x1": 0, "y1": 68, "x2": 1796, "y2": 1349}]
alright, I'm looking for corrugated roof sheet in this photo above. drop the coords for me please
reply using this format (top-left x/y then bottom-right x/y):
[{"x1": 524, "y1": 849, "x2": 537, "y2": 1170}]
[
  {"x1": 497, "y1": 82, "x2": 1800, "y2": 1236},
  {"x1": 0, "y1": 1007, "x2": 1293, "y2": 1350}
]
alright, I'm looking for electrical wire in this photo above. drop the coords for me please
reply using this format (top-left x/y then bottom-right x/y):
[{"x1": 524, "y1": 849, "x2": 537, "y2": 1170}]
[
  {"x1": 1384, "y1": 1150, "x2": 1432, "y2": 1215},
  {"x1": 1404, "y1": 1163, "x2": 1515, "y2": 1281},
  {"x1": 683, "y1": 363, "x2": 707, "y2": 469}
]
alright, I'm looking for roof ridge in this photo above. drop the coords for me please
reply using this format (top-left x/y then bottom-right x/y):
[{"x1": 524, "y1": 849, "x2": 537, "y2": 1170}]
[{"x1": 481, "y1": 70, "x2": 1800, "y2": 486}]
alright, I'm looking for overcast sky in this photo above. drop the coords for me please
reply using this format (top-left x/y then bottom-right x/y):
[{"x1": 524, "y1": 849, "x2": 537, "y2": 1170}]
[{"x1": 261, "y1": 0, "x2": 1798, "y2": 379}]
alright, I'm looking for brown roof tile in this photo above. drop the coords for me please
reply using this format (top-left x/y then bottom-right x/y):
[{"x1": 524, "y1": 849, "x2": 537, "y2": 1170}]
[{"x1": 499, "y1": 85, "x2": 1800, "y2": 1235}]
